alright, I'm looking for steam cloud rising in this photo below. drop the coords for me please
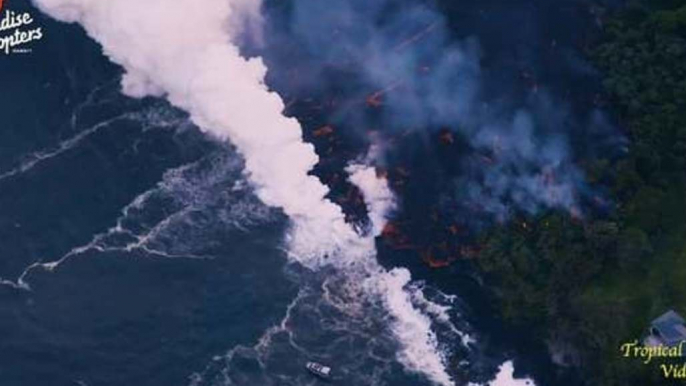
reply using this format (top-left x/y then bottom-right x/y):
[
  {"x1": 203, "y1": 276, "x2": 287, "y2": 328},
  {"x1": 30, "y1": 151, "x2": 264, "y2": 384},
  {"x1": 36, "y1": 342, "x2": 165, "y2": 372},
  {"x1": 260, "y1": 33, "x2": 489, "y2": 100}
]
[
  {"x1": 264, "y1": 0, "x2": 604, "y2": 219},
  {"x1": 31, "y1": 0, "x2": 461, "y2": 384},
  {"x1": 33, "y1": 0, "x2": 358, "y2": 262}
]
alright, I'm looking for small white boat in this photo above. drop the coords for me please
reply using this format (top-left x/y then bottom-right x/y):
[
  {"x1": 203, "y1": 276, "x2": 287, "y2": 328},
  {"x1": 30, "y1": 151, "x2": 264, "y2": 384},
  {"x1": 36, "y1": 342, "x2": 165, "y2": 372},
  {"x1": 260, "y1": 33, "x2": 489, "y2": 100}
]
[{"x1": 305, "y1": 362, "x2": 332, "y2": 379}]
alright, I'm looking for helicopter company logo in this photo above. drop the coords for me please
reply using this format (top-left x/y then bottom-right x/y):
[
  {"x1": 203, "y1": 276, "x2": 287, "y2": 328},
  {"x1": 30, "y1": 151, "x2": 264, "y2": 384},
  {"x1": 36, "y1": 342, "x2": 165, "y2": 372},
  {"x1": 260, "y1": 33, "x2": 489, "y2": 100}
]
[{"x1": 0, "y1": 0, "x2": 44, "y2": 55}]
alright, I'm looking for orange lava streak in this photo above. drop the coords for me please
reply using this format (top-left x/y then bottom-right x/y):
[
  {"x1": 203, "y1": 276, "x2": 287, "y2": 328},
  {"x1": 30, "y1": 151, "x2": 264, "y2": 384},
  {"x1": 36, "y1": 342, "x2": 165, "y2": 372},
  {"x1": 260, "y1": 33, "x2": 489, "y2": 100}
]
[
  {"x1": 366, "y1": 80, "x2": 404, "y2": 107},
  {"x1": 394, "y1": 21, "x2": 440, "y2": 52}
]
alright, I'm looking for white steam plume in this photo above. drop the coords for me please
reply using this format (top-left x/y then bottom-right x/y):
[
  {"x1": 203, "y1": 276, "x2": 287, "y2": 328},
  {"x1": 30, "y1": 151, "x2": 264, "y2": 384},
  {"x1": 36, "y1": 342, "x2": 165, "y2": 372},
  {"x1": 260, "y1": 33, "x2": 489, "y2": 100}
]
[
  {"x1": 348, "y1": 165, "x2": 454, "y2": 386},
  {"x1": 490, "y1": 361, "x2": 535, "y2": 386},
  {"x1": 347, "y1": 163, "x2": 396, "y2": 236},
  {"x1": 33, "y1": 1, "x2": 457, "y2": 385},
  {"x1": 32, "y1": 0, "x2": 356, "y2": 262}
]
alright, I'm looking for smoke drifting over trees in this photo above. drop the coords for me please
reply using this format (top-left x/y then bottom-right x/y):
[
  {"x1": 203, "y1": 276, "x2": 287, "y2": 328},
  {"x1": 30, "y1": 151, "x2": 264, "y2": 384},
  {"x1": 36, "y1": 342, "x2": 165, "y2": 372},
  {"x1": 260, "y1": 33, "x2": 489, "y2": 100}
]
[{"x1": 260, "y1": 0, "x2": 621, "y2": 222}]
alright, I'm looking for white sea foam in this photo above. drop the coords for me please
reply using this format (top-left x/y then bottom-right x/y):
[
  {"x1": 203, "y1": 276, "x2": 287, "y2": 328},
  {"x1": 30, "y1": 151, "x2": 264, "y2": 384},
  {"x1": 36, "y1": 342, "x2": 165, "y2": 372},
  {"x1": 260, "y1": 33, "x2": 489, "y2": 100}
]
[
  {"x1": 0, "y1": 113, "x2": 131, "y2": 182},
  {"x1": 409, "y1": 282, "x2": 475, "y2": 347},
  {"x1": 468, "y1": 361, "x2": 536, "y2": 386},
  {"x1": 374, "y1": 268, "x2": 453, "y2": 386}
]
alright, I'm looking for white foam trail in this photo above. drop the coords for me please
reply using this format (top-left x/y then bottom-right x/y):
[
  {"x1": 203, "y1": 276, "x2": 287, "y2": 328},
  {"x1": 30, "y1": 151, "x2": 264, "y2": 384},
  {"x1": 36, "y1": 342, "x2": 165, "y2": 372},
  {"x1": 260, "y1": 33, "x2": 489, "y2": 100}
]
[
  {"x1": 0, "y1": 113, "x2": 131, "y2": 182},
  {"x1": 5, "y1": 156, "x2": 245, "y2": 290},
  {"x1": 32, "y1": 0, "x2": 356, "y2": 264},
  {"x1": 468, "y1": 361, "x2": 536, "y2": 386},
  {"x1": 0, "y1": 103, "x2": 183, "y2": 183},
  {"x1": 409, "y1": 282, "x2": 476, "y2": 347},
  {"x1": 374, "y1": 268, "x2": 453, "y2": 386}
]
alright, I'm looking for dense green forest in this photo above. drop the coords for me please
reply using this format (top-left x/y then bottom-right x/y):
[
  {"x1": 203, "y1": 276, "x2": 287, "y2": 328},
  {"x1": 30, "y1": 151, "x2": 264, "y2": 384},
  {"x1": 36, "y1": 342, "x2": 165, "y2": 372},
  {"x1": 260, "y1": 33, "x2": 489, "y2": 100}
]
[{"x1": 476, "y1": 1, "x2": 686, "y2": 385}]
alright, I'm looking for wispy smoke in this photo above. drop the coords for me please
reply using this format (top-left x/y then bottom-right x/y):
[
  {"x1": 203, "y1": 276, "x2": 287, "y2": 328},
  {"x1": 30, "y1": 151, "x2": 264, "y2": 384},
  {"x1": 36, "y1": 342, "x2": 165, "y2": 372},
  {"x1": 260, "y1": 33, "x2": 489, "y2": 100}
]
[{"x1": 265, "y1": 0, "x2": 602, "y2": 219}]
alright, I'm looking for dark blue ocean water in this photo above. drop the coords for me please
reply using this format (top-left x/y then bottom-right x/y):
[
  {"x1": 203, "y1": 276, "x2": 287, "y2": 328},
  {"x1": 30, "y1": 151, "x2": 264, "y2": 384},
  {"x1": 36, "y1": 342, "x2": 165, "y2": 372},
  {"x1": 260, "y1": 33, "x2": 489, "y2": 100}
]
[{"x1": 0, "y1": 0, "x2": 618, "y2": 385}]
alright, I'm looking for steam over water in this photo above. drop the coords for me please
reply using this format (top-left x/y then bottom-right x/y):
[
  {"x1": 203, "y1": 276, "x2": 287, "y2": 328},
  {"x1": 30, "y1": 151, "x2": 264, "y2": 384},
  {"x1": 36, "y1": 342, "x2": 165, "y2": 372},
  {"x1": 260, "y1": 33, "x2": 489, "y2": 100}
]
[
  {"x1": 27, "y1": 0, "x2": 473, "y2": 385},
  {"x1": 0, "y1": 0, "x2": 613, "y2": 385}
]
